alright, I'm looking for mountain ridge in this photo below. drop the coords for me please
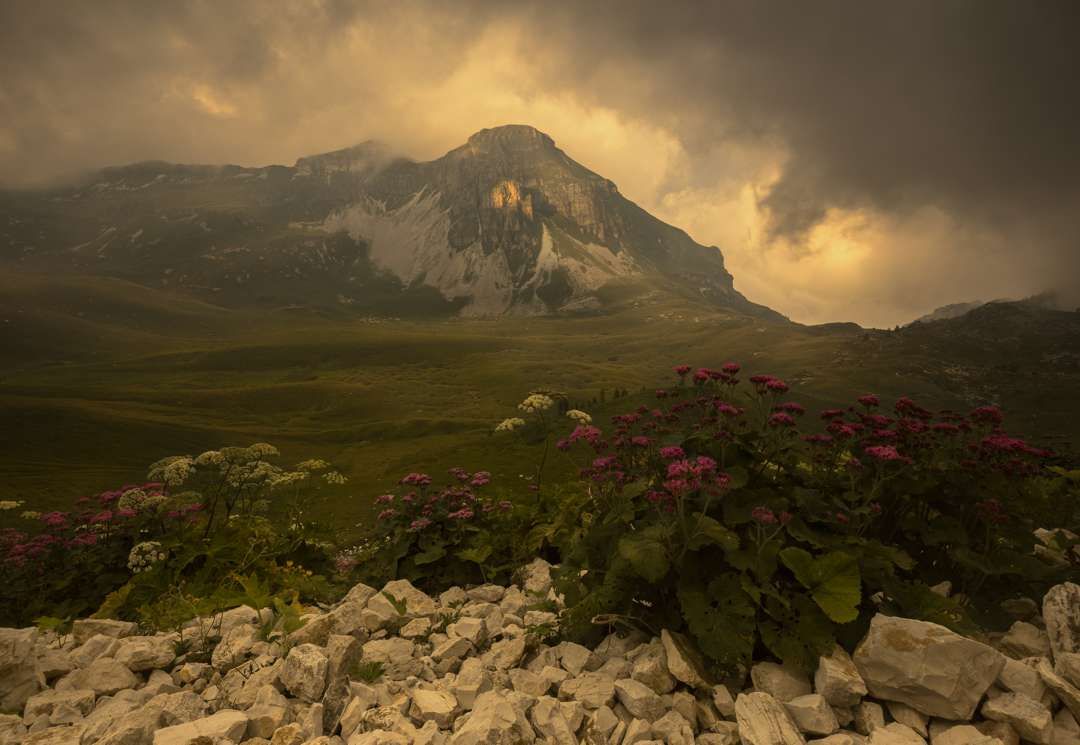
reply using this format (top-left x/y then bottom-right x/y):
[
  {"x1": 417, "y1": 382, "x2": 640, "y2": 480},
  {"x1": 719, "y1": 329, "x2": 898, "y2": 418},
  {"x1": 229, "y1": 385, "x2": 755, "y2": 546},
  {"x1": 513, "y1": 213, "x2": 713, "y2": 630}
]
[{"x1": 1, "y1": 124, "x2": 781, "y2": 320}]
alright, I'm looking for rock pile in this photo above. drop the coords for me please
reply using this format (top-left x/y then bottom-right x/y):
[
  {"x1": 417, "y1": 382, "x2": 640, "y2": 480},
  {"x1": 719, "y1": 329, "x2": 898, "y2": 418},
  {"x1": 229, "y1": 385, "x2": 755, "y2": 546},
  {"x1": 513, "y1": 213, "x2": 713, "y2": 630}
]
[{"x1": 3, "y1": 565, "x2": 1080, "y2": 745}]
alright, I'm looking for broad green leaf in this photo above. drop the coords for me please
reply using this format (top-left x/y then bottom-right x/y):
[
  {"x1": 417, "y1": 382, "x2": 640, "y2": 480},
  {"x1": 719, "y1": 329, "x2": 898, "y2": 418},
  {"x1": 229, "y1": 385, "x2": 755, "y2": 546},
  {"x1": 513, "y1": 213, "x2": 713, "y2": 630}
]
[
  {"x1": 413, "y1": 544, "x2": 447, "y2": 566},
  {"x1": 678, "y1": 576, "x2": 756, "y2": 674},
  {"x1": 457, "y1": 545, "x2": 493, "y2": 565},
  {"x1": 780, "y1": 547, "x2": 861, "y2": 623},
  {"x1": 687, "y1": 514, "x2": 740, "y2": 552},
  {"x1": 617, "y1": 527, "x2": 670, "y2": 583}
]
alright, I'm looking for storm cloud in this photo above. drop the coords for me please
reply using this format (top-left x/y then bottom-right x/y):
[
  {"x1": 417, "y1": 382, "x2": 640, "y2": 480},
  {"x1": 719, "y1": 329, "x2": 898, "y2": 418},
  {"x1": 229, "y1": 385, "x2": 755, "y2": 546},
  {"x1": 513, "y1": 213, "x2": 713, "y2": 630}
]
[{"x1": 1, "y1": 0, "x2": 1078, "y2": 326}]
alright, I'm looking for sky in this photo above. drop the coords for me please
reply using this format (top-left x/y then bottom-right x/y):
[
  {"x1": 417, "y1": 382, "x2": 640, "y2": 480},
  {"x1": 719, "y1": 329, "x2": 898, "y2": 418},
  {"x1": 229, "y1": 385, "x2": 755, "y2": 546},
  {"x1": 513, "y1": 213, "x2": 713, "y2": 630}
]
[{"x1": 1, "y1": 0, "x2": 1078, "y2": 327}]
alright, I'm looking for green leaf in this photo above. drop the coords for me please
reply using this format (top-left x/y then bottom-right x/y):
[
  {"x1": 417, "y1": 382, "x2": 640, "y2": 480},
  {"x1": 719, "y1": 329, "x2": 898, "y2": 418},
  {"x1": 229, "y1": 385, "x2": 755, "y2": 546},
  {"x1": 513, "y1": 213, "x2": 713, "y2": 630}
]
[
  {"x1": 687, "y1": 514, "x2": 740, "y2": 552},
  {"x1": 413, "y1": 544, "x2": 447, "y2": 566},
  {"x1": 617, "y1": 527, "x2": 670, "y2": 583},
  {"x1": 780, "y1": 548, "x2": 861, "y2": 623},
  {"x1": 678, "y1": 576, "x2": 756, "y2": 674},
  {"x1": 759, "y1": 594, "x2": 835, "y2": 672},
  {"x1": 457, "y1": 545, "x2": 493, "y2": 565}
]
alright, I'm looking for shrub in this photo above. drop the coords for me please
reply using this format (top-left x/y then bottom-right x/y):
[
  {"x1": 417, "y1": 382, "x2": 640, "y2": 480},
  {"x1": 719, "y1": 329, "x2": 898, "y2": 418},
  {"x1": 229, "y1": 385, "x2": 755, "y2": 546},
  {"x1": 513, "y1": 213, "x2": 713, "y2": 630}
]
[
  {"x1": 0, "y1": 443, "x2": 346, "y2": 628},
  {"x1": 541, "y1": 365, "x2": 1078, "y2": 675}
]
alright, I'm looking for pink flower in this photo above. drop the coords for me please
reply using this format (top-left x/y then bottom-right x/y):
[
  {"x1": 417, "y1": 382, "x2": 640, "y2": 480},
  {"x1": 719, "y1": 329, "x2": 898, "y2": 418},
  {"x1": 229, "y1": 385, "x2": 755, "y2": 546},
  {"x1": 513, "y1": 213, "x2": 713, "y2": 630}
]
[
  {"x1": 768, "y1": 412, "x2": 796, "y2": 428},
  {"x1": 864, "y1": 445, "x2": 904, "y2": 462},
  {"x1": 655, "y1": 389, "x2": 669, "y2": 399},
  {"x1": 835, "y1": 512, "x2": 850, "y2": 525},
  {"x1": 693, "y1": 368, "x2": 710, "y2": 383},
  {"x1": 674, "y1": 365, "x2": 692, "y2": 377},
  {"x1": 470, "y1": 471, "x2": 491, "y2": 487},
  {"x1": 971, "y1": 405, "x2": 1004, "y2": 426},
  {"x1": 448, "y1": 467, "x2": 470, "y2": 481},
  {"x1": 858, "y1": 394, "x2": 880, "y2": 408},
  {"x1": 448, "y1": 508, "x2": 474, "y2": 520},
  {"x1": 659, "y1": 446, "x2": 686, "y2": 460},
  {"x1": 803, "y1": 434, "x2": 833, "y2": 445},
  {"x1": 377, "y1": 508, "x2": 397, "y2": 520},
  {"x1": 751, "y1": 506, "x2": 777, "y2": 525},
  {"x1": 776, "y1": 402, "x2": 806, "y2": 416},
  {"x1": 400, "y1": 473, "x2": 432, "y2": 487},
  {"x1": 820, "y1": 409, "x2": 844, "y2": 420},
  {"x1": 779, "y1": 511, "x2": 793, "y2": 525},
  {"x1": 116, "y1": 508, "x2": 137, "y2": 519},
  {"x1": 765, "y1": 379, "x2": 789, "y2": 393},
  {"x1": 408, "y1": 518, "x2": 432, "y2": 531},
  {"x1": 498, "y1": 500, "x2": 513, "y2": 512},
  {"x1": 89, "y1": 510, "x2": 113, "y2": 524},
  {"x1": 721, "y1": 362, "x2": 741, "y2": 375},
  {"x1": 70, "y1": 533, "x2": 98, "y2": 547},
  {"x1": 375, "y1": 494, "x2": 395, "y2": 504},
  {"x1": 40, "y1": 512, "x2": 67, "y2": 528},
  {"x1": 715, "y1": 402, "x2": 742, "y2": 417},
  {"x1": 631, "y1": 435, "x2": 651, "y2": 448},
  {"x1": 696, "y1": 455, "x2": 717, "y2": 472}
]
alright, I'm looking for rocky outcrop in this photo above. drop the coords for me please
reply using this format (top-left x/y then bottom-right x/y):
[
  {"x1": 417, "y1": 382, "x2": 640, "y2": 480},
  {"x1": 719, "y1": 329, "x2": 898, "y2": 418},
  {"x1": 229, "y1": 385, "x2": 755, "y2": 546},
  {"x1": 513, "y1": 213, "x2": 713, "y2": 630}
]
[{"x1": 5, "y1": 570, "x2": 1080, "y2": 745}]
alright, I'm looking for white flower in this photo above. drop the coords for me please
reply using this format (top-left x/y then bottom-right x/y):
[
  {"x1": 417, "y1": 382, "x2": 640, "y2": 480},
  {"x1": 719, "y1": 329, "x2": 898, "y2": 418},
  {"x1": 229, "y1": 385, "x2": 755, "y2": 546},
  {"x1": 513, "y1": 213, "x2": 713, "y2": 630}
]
[
  {"x1": 194, "y1": 450, "x2": 225, "y2": 466},
  {"x1": 323, "y1": 471, "x2": 347, "y2": 485},
  {"x1": 518, "y1": 394, "x2": 555, "y2": 413},
  {"x1": 20, "y1": 510, "x2": 40, "y2": 520},
  {"x1": 127, "y1": 541, "x2": 165, "y2": 574},
  {"x1": 496, "y1": 417, "x2": 527, "y2": 432},
  {"x1": 0, "y1": 500, "x2": 23, "y2": 511},
  {"x1": 296, "y1": 459, "x2": 330, "y2": 472},
  {"x1": 566, "y1": 409, "x2": 592, "y2": 425},
  {"x1": 247, "y1": 443, "x2": 279, "y2": 459}
]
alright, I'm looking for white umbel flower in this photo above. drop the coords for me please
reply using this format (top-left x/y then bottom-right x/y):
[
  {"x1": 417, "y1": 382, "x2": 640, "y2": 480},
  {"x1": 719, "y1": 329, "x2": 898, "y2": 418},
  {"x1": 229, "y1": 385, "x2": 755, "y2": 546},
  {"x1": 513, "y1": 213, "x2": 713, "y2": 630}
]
[
  {"x1": 128, "y1": 541, "x2": 165, "y2": 574},
  {"x1": 518, "y1": 394, "x2": 555, "y2": 413},
  {"x1": 495, "y1": 417, "x2": 526, "y2": 432},
  {"x1": 566, "y1": 409, "x2": 592, "y2": 425}
]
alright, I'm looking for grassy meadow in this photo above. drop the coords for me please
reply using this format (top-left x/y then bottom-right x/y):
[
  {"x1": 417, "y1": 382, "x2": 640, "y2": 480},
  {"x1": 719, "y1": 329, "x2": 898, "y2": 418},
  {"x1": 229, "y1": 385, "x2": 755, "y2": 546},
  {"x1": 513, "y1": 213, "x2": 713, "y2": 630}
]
[{"x1": 1, "y1": 271, "x2": 1075, "y2": 533}]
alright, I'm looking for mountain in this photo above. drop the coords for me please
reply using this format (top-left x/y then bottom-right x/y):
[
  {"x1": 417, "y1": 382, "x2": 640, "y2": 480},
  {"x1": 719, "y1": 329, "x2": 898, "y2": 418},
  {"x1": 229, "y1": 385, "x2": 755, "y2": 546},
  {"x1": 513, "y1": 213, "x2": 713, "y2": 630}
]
[{"x1": 0, "y1": 125, "x2": 780, "y2": 319}]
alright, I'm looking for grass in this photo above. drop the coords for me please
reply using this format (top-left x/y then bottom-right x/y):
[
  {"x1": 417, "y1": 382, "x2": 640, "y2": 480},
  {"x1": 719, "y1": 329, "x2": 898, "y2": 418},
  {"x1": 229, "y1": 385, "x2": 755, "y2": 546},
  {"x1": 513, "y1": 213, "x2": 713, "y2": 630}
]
[{"x1": 2, "y1": 272, "x2": 1077, "y2": 533}]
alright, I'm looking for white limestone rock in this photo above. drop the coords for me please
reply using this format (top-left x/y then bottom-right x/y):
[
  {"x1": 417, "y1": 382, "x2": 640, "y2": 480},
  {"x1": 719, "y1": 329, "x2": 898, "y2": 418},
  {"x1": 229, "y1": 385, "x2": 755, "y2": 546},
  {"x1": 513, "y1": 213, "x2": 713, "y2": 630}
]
[
  {"x1": 152, "y1": 709, "x2": 250, "y2": 745},
  {"x1": 1044, "y1": 583, "x2": 1080, "y2": 661},
  {"x1": 735, "y1": 692, "x2": 807, "y2": 745},
  {"x1": 981, "y1": 692, "x2": 1053, "y2": 745},
  {"x1": 752, "y1": 662, "x2": 813, "y2": 703},
  {"x1": 0, "y1": 627, "x2": 43, "y2": 711},
  {"x1": 852, "y1": 614, "x2": 1004, "y2": 719},
  {"x1": 815, "y1": 646, "x2": 867, "y2": 708},
  {"x1": 785, "y1": 695, "x2": 839, "y2": 736},
  {"x1": 614, "y1": 678, "x2": 667, "y2": 722},
  {"x1": 281, "y1": 643, "x2": 329, "y2": 702}
]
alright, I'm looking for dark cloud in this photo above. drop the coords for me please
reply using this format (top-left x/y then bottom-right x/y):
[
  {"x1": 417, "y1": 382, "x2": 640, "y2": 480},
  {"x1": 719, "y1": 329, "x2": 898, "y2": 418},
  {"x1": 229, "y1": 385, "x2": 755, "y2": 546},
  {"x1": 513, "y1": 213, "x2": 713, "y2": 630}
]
[{"x1": 1, "y1": 0, "x2": 1078, "y2": 322}]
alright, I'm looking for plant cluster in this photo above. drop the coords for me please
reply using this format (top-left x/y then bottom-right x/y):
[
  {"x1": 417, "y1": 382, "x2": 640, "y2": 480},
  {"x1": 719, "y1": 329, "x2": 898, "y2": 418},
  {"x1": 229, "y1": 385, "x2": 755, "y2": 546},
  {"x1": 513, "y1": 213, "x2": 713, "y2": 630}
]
[
  {"x1": 0, "y1": 444, "x2": 345, "y2": 630},
  {"x1": 539, "y1": 365, "x2": 1077, "y2": 674}
]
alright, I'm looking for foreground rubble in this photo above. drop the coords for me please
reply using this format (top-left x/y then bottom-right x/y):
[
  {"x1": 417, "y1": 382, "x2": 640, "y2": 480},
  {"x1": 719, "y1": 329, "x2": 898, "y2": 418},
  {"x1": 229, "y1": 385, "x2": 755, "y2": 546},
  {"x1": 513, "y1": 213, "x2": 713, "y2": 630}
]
[{"x1": 3, "y1": 566, "x2": 1080, "y2": 745}]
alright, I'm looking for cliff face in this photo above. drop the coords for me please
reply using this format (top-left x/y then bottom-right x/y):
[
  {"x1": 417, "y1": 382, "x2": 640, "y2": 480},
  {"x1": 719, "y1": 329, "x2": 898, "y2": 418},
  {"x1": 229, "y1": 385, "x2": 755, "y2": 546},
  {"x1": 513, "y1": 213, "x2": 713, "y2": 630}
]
[{"x1": 0, "y1": 125, "x2": 779, "y2": 318}]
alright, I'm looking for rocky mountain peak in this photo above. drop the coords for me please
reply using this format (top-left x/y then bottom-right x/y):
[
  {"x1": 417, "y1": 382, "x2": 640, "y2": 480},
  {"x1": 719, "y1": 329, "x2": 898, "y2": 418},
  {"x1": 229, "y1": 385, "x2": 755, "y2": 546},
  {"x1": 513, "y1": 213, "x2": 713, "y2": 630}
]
[{"x1": 465, "y1": 124, "x2": 557, "y2": 153}]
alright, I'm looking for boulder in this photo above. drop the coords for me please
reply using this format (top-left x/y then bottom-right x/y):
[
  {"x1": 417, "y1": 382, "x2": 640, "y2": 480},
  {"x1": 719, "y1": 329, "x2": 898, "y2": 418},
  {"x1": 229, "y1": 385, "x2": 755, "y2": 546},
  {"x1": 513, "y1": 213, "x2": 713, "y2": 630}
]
[
  {"x1": 651, "y1": 711, "x2": 695, "y2": 745},
  {"x1": 999, "y1": 622, "x2": 1052, "y2": 660},
  {"x1": 449, "y1": 691, "x2": 535, "y2": 745},
  {"x1": 559, "y1": 672, "x2": 616, "y2": 709},
  {"x1": 281, "y1": 644, "x2": 329, "y2": 702},
  {"x1": 981, "y1": 692, "x2": 1053, "y2": 745},
  {"x1": 660, "y1": 630, "x2": 711, "y2": 689},
  {"x1": 367, "y1": 580, "x2": 437, "y2": 619},
  {"x1": 95, "y1": 706, "x2": 165, "y2": 745},
  {"x1": 114, "y1": 635, "x2": 176, "y2": 672},
  {"x1": 752, "y1": 662, "x2": 813, "y2": 703},
  {"x1": 23, "y1": 689, "x2": 95, "y2": 722},
  {"x1": 869, "y1": 724, "x2": 926, "y2": 745},
  {"x1": 57, "y1": 657, "x2": 138, "y2": 697},
  {"x1": 785, "y1": 695, "x2": 839, "y2": 736},
  {"x1": 211, "y1": 623, "x2": 258, "y2": 671},
  {"x1": 630, "y1": 642, "x2": 676, "y2": 695},
  {"x1": 854, "y1": 702, "x2": 885, "y2": 736},
  {"x1": 529, "y1": 696, "x2": 577, "y2": 745},
  {"x1": 1044, "y1": 583, "x2": 1080, "y2": 661},
  {"x1": 322, "y1": 634, "x2": 362, "y2": 733},
  {"x1": 71, "y1": 619, "x2": 137, "y2": 646},
  {"x1": 614, "y1": 678, "x2": 666, "y2": 722},
  {"x1": 70, "y1": 634, "x2": 118, "y2": 669},
  {"x1": 0, "y1": 627, "x2": 43, "y2": 711},
  {"x1": 815, "y1": 646, "x2": 868, "y2": 708},
  {"x1": 884, "y1": 703, "x2": 927, "y2": 738},
  {"x1": 852, "y1": 613, "x2": 1004, "y2": 719},
  {"x1": 735, "y1": 692, "x2": 807, "y2": 745},
  {"x1": 410, "y1": 689, "x2": 457, "y2": 728},
  {"x1": 146, "y1": 691, "x2": 209, "y2": 726},
  {"x1": 997, "y1": 657, "x2": 1047, "y2": 701},
  {"x1": 1038, "y1": 658, "x2": 1080, "y2": 720},
  {"x1": 152, "y1": 709, "x2": 249, "y2": 745}
]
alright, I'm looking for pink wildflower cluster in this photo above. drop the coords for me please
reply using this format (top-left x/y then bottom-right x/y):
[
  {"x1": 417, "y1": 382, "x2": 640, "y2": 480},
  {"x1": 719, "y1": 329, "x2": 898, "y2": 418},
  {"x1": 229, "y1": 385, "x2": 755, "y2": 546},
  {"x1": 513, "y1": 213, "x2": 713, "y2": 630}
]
[{"x1": 377, "y1": 467, "x2": 512, "y2": 532}]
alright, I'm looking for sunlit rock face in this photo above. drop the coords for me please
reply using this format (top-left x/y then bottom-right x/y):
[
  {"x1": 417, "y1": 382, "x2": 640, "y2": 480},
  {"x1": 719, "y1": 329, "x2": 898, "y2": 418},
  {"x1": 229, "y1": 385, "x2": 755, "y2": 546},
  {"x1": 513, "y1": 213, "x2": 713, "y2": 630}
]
[{"x1": 0, "y1": 124, "x2": 780, "y2": 318}]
